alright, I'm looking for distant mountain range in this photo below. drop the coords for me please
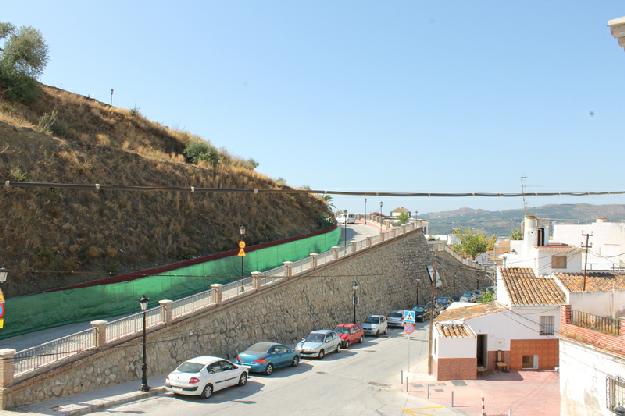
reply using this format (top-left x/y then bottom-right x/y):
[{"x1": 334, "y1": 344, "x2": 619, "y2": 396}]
[{"x1": 421, "y1": 204, "x2": 625, "y2": 236}]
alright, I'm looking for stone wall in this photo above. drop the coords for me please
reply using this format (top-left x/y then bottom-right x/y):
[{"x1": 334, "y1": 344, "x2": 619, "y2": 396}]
[{"x1": 5, "y1": 229, "x2": 432, "y2": 409}]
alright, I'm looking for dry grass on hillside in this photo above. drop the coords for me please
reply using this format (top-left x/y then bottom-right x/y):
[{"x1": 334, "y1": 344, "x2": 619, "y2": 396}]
[{"x1": 0, "y1": 84, "x2": 332, "y2": 296}]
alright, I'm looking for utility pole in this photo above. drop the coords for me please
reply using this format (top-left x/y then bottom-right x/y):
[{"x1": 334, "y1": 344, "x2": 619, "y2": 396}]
[
  {"x1": 110, "y1": 88, "x2": 114, "y2": 106},
  {"x1": 521, "y1": 176, "x2": 528, "y2": 216},
  {"x1": 364, "y1": 198, "x2": 367, "y2": 224},
  {"x1": 428, "y1": 255, "x2": 437, "y2": 375},
  {"x1": 582, "y1": 232, "x2": 593, "y2": 291}
]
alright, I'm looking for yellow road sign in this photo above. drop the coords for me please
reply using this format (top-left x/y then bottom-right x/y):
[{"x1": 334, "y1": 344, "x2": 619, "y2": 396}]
[{"x1": 238, "y1": 240, "x2": 246, "y2": 256}]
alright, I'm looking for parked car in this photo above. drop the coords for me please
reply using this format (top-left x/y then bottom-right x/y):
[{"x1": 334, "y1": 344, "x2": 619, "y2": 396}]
[
  {"x1": 412, "y1": 305, "x2": 425, "y2": 322},
  {"x1": 165, "y1": 356, "x2": 248, "y2": 399},
  {"x1": 460, "y1": 291, "x2": 476, "y2": 303},
  {"x1": 236, "y1": 342, "x2": 299, "y2": 375},
  {"x1": 362, "y1": 314, "x2": 388, "y2": 336},
  {"x1": 387, "y1": 310, "x2": 404, "y2": 328},
  {"x1": 296, "y1": 330, "x2": 341, "y2": 359},
  {"x1": 435, "y1": 296, "x2": 450, "y2": 308},
  {"x1": 336, "y1": 213, "x2": 356, "y2": 224},
  {"x1": 334, "y1": 323, "x2": 364, "y2": 347}
]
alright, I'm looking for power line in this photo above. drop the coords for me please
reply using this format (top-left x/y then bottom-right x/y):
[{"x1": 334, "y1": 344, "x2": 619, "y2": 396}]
[{"x1": 5, "y1": 180, "x2": 625, "y2": 198}]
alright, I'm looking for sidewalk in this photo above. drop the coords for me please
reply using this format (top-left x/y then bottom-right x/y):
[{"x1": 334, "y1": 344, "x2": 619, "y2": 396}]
[{"x1": 3, "y1": 375, "x2": 167, "y2": 416}]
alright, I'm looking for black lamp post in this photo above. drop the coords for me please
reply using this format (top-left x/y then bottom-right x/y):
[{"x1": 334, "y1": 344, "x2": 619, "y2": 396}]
[
  {"x1": 343, "y1": 209, "x2": 348, "y2": 250},
  {"x1": 416, "y1": 278, "x2": 421, "y2": 305},
  {"x1": 352, "y1": 281, "x2": 359, "y2": 324},
  {"x1": 139, "y1": 295, "x2": 150, "y2": 392},
  {"x1": 364, "y1": 198, "x2": 367, "y2": 224},
  {"x1": 379, "y1": 201, "x2": 384, "y2": 230},
  {"x1": 240, "y1": 225, "x2": 246, "y2": 293}
]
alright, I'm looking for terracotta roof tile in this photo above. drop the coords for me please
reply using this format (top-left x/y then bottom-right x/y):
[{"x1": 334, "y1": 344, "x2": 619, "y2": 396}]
[
  {"x1": 556, "y1": 272, "x2": 625, "y2": 292},
  {"x1": 501, "y1": 267, "x2": 565, "y2": 305},
  {"x1": 436, "y1": 323, "x2": 474, "y2": 338},
  {"x1": 435, "y1": 302, "x2": 505, "y2": 322}
]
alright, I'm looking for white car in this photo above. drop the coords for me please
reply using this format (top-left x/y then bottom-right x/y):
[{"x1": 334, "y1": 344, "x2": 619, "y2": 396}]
[
  {"x1": 362, "y1": 314, "x2": 388, "y2": 336},
  {"x1": 336, "y1": 214, "x2": 356, "y2": 224},
  {"x1": 296, "y1": 330, "x2": 341, "y2": 359},
  {"x1": 165, "y1": 356, "x2": 248, "y2": 399}
]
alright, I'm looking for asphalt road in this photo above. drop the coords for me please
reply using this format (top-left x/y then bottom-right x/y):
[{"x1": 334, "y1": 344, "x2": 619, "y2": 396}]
[{"x1": 90, "y1": 324, "x2": 434, "y2": 416}]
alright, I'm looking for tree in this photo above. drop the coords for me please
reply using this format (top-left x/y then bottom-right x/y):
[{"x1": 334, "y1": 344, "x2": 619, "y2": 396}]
[
  {"x1": 246, "y1": 158, "x2": 259, "y2": 169},
  {"x1": 183, "y1": 141, "x2": 211, "y2": 163},
  {"x1": 398, "y1": 212, "x2": 410, "y2": 224},
  {"x1": 321, "y1": 194, "x2": 335, "y2": 210},
  {"x1": 510, "y1": 229, "x2": 523, "y2": 240},
  {"x1": 0, "y1": 22, "x2": 48, "y2": 101},
  {"x1": 479, "y1": 292, "x2": 494, "y2": 303},
  {"x1": 451, "y1": 228, "x2": 496, "y2": 259}
]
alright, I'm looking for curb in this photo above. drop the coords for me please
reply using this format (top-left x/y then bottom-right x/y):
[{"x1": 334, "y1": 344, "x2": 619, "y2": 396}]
[{"x1": 57, "y1": 386, "x2": 167, "y2": 416}]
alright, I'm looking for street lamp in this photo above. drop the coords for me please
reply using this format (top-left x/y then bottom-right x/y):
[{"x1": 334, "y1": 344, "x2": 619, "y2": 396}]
[
  {"x1": 139, "y1": 295, "x2": 150, "y2": 392},
  {"x1": 379, "y1": 201, "x2": 384, "y2": 230},
  {"x1": 352, "y1": 281, "x2": 359, "y2": 324},
  {"x1": 239, "y1": 225, "x2": 246, "y2": 293},
  {"x1": 343, "y1": 209, "x2": 348, "y2": 250},
  {"x1": 364, "y1": 198, "x2": 367, "y2": 224}
]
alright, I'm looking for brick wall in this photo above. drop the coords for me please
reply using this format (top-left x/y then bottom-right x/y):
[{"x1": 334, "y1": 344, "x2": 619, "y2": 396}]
[
  {"x1": 509, "y1": 339, "x2": 559, "y2": 370},
  {"x1": 559, "y1": 305, "x2": 625, "y2": 358},
  {"x1": 435, "y1": 357, "x2": 477, "y2": 381}
]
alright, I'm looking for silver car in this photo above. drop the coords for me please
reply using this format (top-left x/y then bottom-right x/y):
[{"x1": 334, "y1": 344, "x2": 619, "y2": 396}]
[
  {"x1": 295, "y1": 330, "x2": 341, "y2": 359},
  {"x1": 362, "y1": 315, "x2": 388, "y2": 336},
  {"x1": 387, "y1": 310, "x2": 404, "y2": 328}
]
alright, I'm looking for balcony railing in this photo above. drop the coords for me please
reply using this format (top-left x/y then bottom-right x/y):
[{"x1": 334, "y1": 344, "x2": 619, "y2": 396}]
[{"x1": 572, "y1": 310, "x2": 620, "y2": 336}]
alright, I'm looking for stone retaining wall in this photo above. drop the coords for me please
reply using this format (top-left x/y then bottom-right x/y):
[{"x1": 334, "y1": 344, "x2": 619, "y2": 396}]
[{"x1": 4, "y1": 229, "x2": 432, "y2": 409}]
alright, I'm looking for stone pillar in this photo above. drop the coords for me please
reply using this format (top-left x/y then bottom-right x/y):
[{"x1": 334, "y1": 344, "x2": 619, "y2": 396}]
[
  {"x1": 366, "y1": 236, "x2": 373, "y2": 248},
  {"x1": 401, "y1": 225, "x2": 407, "y2": 234},
  {"x1": 380, "y1": 232, "x2": 385, "y2": 242},
  {"x1": 159, "y1": 300, "x2": 173, "y2": 324},
  {"x1": 0, "y1": 349, "x2": 15, "y2": 410},
  {"x1": 283, "y1": 261, "x2": 293, "y2": 278},
  {"x1": 310, "y1": 253, "x2": 319, "y2": 269},
  {"x1": 561, "y1": 305, "x2": 572, "y2": 326},
  {"x1": 332, "y1": 246, "x2": 340, "y2": 260},
  {"x1": 251, "y1": 271, "x2": 262, "y2": 289},
  {"x1": 351, "y1": 240, "x2": 358, "y2": 254},
  {"x1": 90, "y1": 320, "x2": 108, "y2": 347},
  {"x1": 211, "y1": 284, "x2": 223, "y2": 304},
  {"x1": 620, "y1": 317, "x2": 625, "y2": 336}
]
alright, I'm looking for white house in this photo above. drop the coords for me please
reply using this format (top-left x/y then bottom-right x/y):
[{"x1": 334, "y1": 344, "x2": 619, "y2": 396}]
[{"x1": 553, "y1": 218, "x2": 625, "y2": 271}]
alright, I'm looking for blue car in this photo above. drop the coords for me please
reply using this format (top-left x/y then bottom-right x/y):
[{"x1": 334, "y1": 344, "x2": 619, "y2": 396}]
[{"x1": 236, "y1": 342, "x2": 300, "y2": 375}]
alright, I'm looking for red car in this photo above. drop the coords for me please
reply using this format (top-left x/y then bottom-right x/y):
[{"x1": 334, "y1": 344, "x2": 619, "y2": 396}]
[{"x1": 334, "y1": 324, "x2": 364, "y2": 348}]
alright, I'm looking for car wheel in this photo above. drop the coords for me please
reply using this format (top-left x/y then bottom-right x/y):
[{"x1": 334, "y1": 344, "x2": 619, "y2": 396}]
[
  {"x1": 375, "y1": 330, "x2": 379, "y2": 337},
  {"x1": 265, "y1": 363, "x2": 274, "y2": 375},
  {"x1": 336, "y1": 343, "x2": 341, "y2": 353},
  {"x1": 238, "y1": 373, "x2": 247, "y2": 386},
  {"x1": 291, "y1": 356, "x2": 300, "y2": 367},
  {"x1": 358, "y1": 336, "x2": 363, "y2": 343},
  {"x1": 318, "y1": 350, "x2": 325, "y2": 360},
  {"x1": 200, "y1": 384, "x2": 213, "y2": 399},
  {"x1": 384, "y1": 328, "x2": 387, "y2": 335}
]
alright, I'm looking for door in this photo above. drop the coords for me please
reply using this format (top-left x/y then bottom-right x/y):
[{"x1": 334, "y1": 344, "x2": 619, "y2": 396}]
[
  {"x1": 207, "y1": 362, "x2": 227, "y2": 391},
  {"x1": 273, "y1": 345, "x2": 288, "y2": 367},
  {"x1": 476, "y1": 335, "x2": 487, "y2": 368},
  {"x1": 218, "y1": 360, "x2": 239, "y2": 388}
]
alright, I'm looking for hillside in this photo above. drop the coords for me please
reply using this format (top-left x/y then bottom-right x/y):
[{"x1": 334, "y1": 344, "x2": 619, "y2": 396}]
[
  {"x1": 0, "y1": 84, "x2": 332, "y2": 296},
  {"x1": 422, "y1": 204, "x2": 625, "y2": 236}
]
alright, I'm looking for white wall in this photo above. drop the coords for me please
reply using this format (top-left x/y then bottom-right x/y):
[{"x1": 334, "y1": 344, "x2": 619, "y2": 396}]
[
  {"x1": 554, "y1": 221, "x2": 625, "y2": 271},
  {"x1": 496, "y1": 268, "x2": 512, "y2": 307},
  {"x1": 533, "y1": 247, "x2": 583, "y2": 275},
  {"x1": 560, "y1": 339, "x2": 625, "y2": 416},
  {"x1": 568, "y1": 291, "x2": 625, "y2": 318},
  {"x1": 435, "y1": 333, "x2": 477, "y2": 359}
]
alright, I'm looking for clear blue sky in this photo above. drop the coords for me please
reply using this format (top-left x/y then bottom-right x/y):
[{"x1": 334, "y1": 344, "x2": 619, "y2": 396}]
[{"x1": 4, "y1": 1, "x2": 625, "y2": 215}]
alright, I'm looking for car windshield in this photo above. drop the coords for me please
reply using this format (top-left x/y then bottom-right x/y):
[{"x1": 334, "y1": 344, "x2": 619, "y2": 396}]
[
  {"x1": 388, "y1": 312, "x2": 403, "y2": 318},
  {"x1": 413, "y1": 307, "x2": 424, "y2": 313},
  {"x1": 177, "y1": 362, "x2": 205, "y2": 373},
  {"x1": 334, "y1": 327, "x2": 350, "y2": 334},
  {"x1": 365, "y1": 317, "x2": 381, "y2": 324},
  {"x1": 304, "y1": 333, "x2": 325, "y2": 342},
  {"x1": 247, "y1": 343, "x2": 273, "y2": 353},
  {"x1": 463, "y1": 292, "x2": 472, "y2": 297}
]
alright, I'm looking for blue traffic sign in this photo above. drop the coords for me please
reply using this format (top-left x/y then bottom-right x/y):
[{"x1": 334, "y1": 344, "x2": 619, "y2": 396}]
[{"x1": 403, "y1": 309, "x2": 416, "y2": 324}]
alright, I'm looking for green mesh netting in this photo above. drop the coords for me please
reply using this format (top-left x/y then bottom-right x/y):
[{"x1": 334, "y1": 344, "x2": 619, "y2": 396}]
[{"x1": 2, "y1": 227, "x2": 340, "y2": 340}]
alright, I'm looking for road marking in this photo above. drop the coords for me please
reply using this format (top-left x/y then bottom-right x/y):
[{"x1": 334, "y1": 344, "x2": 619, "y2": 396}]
[{"x1": 402, "y1": 405, "x2": 446, "y2": 416}]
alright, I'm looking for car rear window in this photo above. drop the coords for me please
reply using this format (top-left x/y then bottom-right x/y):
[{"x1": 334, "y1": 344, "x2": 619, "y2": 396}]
[
  {"x1": 335, "y1": 327, "x2": 350, "y2": 334},
  {"x1": 248, "y1": 342, "x2": 273, "y2": 352},
  {"x1": 388, "y1": 312, "x2": 402, "y2": 318},
  {"x1": 177, "y1": 362, "x2": 205, "y2": 373},
  {"x1": 305, "y1": 333, "x2": 325, "y2": 342},
  {"x1": 365, "y1": 317, "x2": 381, "y2": 324}
]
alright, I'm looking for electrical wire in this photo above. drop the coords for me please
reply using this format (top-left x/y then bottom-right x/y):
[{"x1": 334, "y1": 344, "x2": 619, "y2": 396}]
[{"x1": 5, "y1": 180, "x2": 625, "y2": 197}]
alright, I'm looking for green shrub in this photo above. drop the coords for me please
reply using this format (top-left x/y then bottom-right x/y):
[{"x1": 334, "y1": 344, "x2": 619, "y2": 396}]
[
  {"x1": 184, "y1": 141, "x2": 211, "y2": 163},
  {"x1": 9, "y1": 167, "x2": 28, "y2": 181}
]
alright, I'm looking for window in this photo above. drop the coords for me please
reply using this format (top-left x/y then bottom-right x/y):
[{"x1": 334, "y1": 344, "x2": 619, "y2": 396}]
[
  {"x1": 607, "y1": 376, "x2": 625, "y2": 412},
  {"x1": 551, "y1": 255, "x2": 567, "y2": 269},
  {"x1": 521, "y1": 355, "x2": 538, "y2": 369},
  {"x1": 540, "y1": 316, "x2": 554, "y2": 335}
]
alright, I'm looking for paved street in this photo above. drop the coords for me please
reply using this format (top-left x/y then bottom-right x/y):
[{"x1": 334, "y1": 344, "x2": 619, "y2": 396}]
[{"x1": 84, "y1": 324, "x2": 460, "y2": 416}]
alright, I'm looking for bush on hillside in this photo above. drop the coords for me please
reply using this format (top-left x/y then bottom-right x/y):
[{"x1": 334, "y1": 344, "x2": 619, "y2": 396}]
[{"x1": 0, "y1": 22, "x2": 48, "y2": 102}]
